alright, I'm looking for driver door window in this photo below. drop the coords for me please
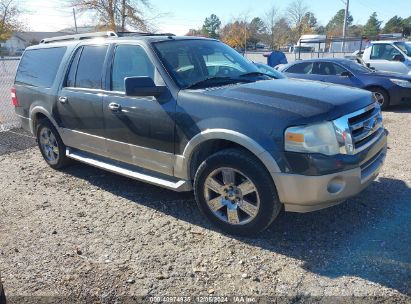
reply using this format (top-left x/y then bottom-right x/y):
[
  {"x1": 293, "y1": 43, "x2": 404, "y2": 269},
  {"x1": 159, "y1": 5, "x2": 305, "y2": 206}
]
[
  {"x1": 371, "y1": 44, "x2": 400, "y2": 61},
  {"x1": 111, "y1": 44, "x2": 155, "y2": 92}
]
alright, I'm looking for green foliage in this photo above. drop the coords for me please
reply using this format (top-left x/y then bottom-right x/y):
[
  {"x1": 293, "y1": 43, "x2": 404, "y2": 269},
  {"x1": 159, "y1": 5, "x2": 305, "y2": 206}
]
[
  {"x1": 248, "y1": 17, "x2": 266, "y2": 47},
  {"x1": 362, "y1": 12, "x2": 382, "y2": 38},
  {"x1": 202, "y1": 14, "x2": 221, "y2": 39},
  {"x1": 325, "y1": 9, "x2": 353, "y2": 37},
  {"x1": 382, "y1": 16, "x2": 404, "y2": 34}
]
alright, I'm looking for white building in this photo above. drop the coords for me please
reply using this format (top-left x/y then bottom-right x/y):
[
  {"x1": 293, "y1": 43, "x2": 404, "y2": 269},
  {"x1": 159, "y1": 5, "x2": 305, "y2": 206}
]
[{"x1": 0, "y1": 32, "x2": 71, "y2": 55}]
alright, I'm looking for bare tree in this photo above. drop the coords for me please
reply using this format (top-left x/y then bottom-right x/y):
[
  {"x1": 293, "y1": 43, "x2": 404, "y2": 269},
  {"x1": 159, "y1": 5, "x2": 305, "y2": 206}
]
[
  {"x1": 71, "y1": 0, "x2": 153, "y2": 32},
  {"x1": 264, "y1": 5, "x2": 278, "y2": 49},
  {"x1": 0, "y1": 0, "x2": 21, "y2": 41},
  {"x1": 286, "y1": 0, "x2": 308, "y2": 41}
]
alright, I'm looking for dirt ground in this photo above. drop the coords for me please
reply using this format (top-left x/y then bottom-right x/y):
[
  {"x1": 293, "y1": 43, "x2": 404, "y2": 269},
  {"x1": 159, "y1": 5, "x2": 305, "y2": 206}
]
[{"x1": 0, "y1": 107, "x2": 410, "y2": 303}]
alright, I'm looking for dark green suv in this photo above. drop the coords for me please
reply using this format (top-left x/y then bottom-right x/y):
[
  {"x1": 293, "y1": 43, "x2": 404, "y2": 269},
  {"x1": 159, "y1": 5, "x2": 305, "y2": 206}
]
[{"x1": 13, "y1": 32, "x2": 387, "y2": 235}]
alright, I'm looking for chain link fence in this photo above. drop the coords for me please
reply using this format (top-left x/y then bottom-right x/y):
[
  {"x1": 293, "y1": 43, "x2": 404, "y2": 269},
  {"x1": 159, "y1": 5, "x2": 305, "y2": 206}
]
[{"x1": 0, "y1": 58, "x2": 20, "y2": 131}]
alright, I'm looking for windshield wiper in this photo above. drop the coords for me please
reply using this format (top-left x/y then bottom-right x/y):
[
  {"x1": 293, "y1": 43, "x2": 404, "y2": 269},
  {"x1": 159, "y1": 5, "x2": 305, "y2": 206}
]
[
  {"x1": 239, "y1": 71, "x2": 270, "y2": 78},
  {"x1": 185, "y1": 76, "x2": 247, "y2": 89}
]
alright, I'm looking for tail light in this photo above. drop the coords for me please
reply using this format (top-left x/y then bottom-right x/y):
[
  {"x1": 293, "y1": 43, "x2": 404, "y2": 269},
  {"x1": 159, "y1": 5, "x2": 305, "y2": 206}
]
[{"x1": 11, "y1": 87, "x2": 19, "y2": 106}]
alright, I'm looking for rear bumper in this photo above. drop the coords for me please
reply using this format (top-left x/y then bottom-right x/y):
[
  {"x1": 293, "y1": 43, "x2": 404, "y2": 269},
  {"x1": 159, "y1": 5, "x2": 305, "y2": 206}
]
[{"x1": 273, "y1": 141, "x2": 387, "y2": 213}]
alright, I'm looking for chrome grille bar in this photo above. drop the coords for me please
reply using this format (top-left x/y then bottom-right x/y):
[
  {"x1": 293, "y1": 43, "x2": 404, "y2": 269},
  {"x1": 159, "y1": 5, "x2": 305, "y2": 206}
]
[{"x1": 332, "y1": 102, "x2": 384, "y2": 155}]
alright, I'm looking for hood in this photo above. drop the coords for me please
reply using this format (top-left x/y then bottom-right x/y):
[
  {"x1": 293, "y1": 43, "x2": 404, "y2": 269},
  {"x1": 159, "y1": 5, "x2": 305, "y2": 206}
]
[
  {"x1": 365, "y1": 71, "x2": 411, "y2": 80},
  {"x1": 199, "y1": 78, "x2": 373, "y2": 122}
]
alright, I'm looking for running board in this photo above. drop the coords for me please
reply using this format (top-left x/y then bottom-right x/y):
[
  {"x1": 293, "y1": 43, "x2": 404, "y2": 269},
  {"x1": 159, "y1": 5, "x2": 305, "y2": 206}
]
[{"x1": 66, "y1": 148, "x2": 192, "y2": 192}]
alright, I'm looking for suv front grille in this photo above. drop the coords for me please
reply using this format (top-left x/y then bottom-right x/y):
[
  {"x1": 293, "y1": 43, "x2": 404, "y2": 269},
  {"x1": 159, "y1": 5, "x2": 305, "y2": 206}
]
[{"x1": 348, "y1": 103, "x2": 383, "y2": 152}]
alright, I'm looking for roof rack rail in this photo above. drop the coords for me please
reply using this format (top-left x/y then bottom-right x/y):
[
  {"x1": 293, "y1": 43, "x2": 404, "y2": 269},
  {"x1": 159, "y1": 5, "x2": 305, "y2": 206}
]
[
  {"x1": 40, "y1": 31, "x2": 118, "y2": 44},
  {"x1": 116, "y1": 32, "x2": 175, "y2": 37}
]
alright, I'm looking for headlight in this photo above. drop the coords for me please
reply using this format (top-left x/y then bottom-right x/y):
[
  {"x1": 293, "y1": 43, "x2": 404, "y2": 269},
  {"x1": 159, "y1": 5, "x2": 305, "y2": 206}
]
[
  {"x1": 390, "y1": 78, "x2": 411, "y2": 88},
  {"x1": 284, "y1": 122, "x2": 340, "y2": 155}
]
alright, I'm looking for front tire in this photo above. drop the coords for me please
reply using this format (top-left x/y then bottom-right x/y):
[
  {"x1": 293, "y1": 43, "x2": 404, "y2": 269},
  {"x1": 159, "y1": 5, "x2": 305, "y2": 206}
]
[
  {"x1": 36, "y1": 119, "x2": 70, "y2": 169},
  {"x1": 194, "y1": 149, "x2": 282, "y2": 236},
  {"x1": 368, "y1": 87, "x2": 390, "y2": 110}
]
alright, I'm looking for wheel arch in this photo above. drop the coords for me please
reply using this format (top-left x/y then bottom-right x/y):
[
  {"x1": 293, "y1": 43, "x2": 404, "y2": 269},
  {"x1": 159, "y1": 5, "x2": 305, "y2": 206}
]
[
  {"x1": 30, "y1": 106, "x2": 60, "y2": 134},
  {"x1": 174, "y1": 129, "x2": 281, "y2": 181}
]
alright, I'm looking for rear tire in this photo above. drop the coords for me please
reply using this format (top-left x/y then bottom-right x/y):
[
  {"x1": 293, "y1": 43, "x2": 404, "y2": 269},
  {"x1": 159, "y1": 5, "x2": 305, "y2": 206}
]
[
  {"x1": 194, "y1": 148, "x2": 282, "y2": 236},
  {"x1": 368, "y1": 87, "x2": 390, "y2": 110},
  {"x1": 36, "y1": 119, "x2": 70, "y2": 169}
]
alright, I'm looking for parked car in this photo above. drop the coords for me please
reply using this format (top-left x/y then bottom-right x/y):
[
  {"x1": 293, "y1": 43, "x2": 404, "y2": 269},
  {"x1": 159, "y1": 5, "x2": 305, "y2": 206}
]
[
  {"x1": 278, "y1": 58, "x2": 411, "y2": 109},
  {"x1": 361, "y1": 41, "x2": 411, "y2": 75},
  {"x1": 253, "y1": 62, "x2": 286, "y2": 79},
  {"x1": 13, "y1": 32, "x2": 387, "y2": 235}
]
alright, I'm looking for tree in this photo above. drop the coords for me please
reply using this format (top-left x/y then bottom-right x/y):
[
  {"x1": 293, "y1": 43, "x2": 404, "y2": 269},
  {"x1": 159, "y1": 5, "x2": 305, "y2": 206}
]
[
  {"x1": 201, "y1": 14, "x2": 221, "y2": 39},
  {"x1": 349, "y1": 24, "x2": 364, "y2": 37},
  {"x1": 271, "y1": 17, "x2": 292, "y2": 49},
  {"x1": 220, "y1": 21, "x2": 247, "y2": 49},
  {"x1": 186, "y1": 28, "x2": 202, "y2": 36},
  {"x1": 300, "y1": 11, "x2": 318, "y2": 34},
  {"x1": 325, "y1": 9, "x2": 353, "y2": 37},
  {"x1": 382, "y1": 16, "x2": 404, "y2": 34},
  {"x1": 71, "y1": 0, "x2": 152, "y2": 32},
  {"x1": 0, "y1": 0, "x2": 22, "y2": 41},
  {"x1": 362, "y1": 12, "x2": 382, "y2": 38},
  {"x1": 403, "y1": 16, "x2": 411, "y2": 36},
  {"x1": 286, "y1": 0, "x2": 309, "y2": 41},
  {"x1": 248, "y1": 17, "x2": 266, "y2": 48},
  {"x1": 264, "y1": 5, "x2": 279, "y2": 49}
]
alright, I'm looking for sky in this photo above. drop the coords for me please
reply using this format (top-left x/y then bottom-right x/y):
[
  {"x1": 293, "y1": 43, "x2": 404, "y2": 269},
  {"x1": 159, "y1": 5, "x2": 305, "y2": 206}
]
[{"x1": 21, "y1": 0, "x2": 411, "y2": 34}]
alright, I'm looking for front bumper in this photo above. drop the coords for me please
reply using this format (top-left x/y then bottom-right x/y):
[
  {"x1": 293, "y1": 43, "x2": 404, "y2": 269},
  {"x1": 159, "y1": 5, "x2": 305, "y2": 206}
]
[
  {"x1": 273, "y1": 137, "x2": 387, "y2": 213},
  {"x1": 389, "y1": 86, "x2": 411, "y2": 105}
]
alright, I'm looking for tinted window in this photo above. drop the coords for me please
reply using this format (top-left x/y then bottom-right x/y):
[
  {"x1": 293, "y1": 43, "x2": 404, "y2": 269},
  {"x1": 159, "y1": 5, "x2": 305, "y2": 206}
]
[
  {"x1": 285, "y1": 62, "x2": 313, "y2": 74},
  {"x1": 314, "y1": 62, "x2": 347, "y2": 75},
  {"x1": 111, "y1": 45, "x2": 154, "y2": 92},
  {"x1": 371, "y1": 44, "x2": 400, "y2": 60},
  {"x1": 16, "y1": 47, "x2": 66, "y2": 87},
  {"x1": 66, "y1": 47, "x2": 82, "y2": 87},
  {"x1": 75, "y1": 45, "x2": 108, "y2": 89}
]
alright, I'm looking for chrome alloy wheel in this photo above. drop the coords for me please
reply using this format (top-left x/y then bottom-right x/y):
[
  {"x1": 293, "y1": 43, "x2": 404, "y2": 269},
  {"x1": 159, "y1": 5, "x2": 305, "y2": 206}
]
[
  {"x1": 39, "y1": 127, "x2": 59, "y2": 165},
  {"x1": 373, "y1": 92, "x2": 385, "y2": 106},
  {"x1": 204, "y1": 167, "x2": 260, "y2": 225}
]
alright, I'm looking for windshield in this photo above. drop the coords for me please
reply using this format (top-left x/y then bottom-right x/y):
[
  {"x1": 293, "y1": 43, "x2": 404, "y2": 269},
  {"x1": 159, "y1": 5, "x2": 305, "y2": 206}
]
[
  {"x1": 153, "y1": 39, "x2": 263, "y2": 89},
  {"x1": 342, "y1": 59, "x2": 373, "y2": 73},
  {"x1": 394, "y1": 42, "x2": 411, "y2": 56}
]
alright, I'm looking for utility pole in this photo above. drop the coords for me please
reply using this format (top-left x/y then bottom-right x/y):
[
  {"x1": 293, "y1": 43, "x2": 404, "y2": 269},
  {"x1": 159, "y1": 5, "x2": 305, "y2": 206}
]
[
  {"x1": 342, "y1": 0, "x2": 350, "y2": 52},
  {"x1": 73, "y1": 8, "x2": 78, "y2": 34}
]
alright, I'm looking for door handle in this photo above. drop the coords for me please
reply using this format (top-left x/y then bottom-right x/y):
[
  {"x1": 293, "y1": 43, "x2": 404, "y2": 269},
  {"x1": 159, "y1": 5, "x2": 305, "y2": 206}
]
[
  {"x1": 108, "y1": 102, "x2": 122, "y2": 112},
  {"x1": 58, "y1": 96, "x2": 68, "y2": 104}
]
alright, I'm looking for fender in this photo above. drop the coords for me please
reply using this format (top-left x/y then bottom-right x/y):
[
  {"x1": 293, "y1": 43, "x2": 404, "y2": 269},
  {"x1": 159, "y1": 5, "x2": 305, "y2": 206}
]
[
  {"x1": 29, "y1": 106, "x2": 61, "y2": 135},
  {"x1": 173, "y1": 129, "x2": 281, "y2": 180}
]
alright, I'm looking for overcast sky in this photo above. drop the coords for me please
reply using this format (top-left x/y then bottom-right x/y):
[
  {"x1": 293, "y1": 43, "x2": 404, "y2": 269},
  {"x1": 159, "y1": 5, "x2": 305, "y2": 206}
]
[{"x1": 21, "y1": 0, "x2": 411, "y2": 34}]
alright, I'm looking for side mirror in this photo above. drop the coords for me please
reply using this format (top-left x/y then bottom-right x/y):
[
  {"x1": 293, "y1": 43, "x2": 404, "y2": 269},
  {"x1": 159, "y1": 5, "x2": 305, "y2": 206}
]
[
  {"x1": 393, "y1": 54, "x2": 405, "y2": 62},
  {"x1": 340, "y1": 71, "x2": 352, "y2": 77},
  {"x1": 125, "y1": 76, "x2": 166, "y2": 97}
]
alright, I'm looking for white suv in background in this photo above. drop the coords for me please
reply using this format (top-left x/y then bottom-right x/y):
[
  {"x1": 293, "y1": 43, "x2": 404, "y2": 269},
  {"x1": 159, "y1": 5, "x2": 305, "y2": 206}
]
[{"x1": 362, "y1": 41, "x2": 411, "y2": 75}]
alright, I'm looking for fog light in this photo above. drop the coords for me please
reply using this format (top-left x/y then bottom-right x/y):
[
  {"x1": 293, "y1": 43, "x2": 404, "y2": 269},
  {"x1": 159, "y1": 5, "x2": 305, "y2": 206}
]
[{"x1": 327, "y1": 177, "x2": 345, "y2": 194}]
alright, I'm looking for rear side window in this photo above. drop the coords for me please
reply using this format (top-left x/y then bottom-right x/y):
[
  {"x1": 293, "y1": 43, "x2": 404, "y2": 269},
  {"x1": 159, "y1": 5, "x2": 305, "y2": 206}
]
[
  {"x1": 70, "y1": 45, "x2": 108, "y2": 89},
  {"x1": 15, "y1": 47, "x2": 66, "y2": 87},
  {"x1": 285, "y1": 62, "x2": 313, "y2": 74}
]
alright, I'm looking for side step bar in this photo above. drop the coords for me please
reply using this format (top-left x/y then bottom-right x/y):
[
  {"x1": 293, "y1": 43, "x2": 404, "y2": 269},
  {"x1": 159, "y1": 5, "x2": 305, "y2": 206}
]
[{"x1": 66, "y1": 148, "x2": 192, "y2": 192}]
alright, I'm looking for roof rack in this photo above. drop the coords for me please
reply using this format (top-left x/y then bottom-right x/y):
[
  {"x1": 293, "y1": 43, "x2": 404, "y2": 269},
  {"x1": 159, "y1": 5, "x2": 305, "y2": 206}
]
[
  {"x1": 116, "y1": 32, "x2": 175, "y2": 37},
  {"x1": 40, "y1": 31, "x2": 118, "y2": 44},
  {"x1": 40, "y1": 31, "x2": 176, "y2": 44}
]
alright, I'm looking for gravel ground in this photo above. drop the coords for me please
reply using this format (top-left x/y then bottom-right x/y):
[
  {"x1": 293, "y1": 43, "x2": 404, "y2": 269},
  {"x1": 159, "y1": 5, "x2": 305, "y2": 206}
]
[{"x1": 0, "y1": 107, "x2": 410, "y2": 303}]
